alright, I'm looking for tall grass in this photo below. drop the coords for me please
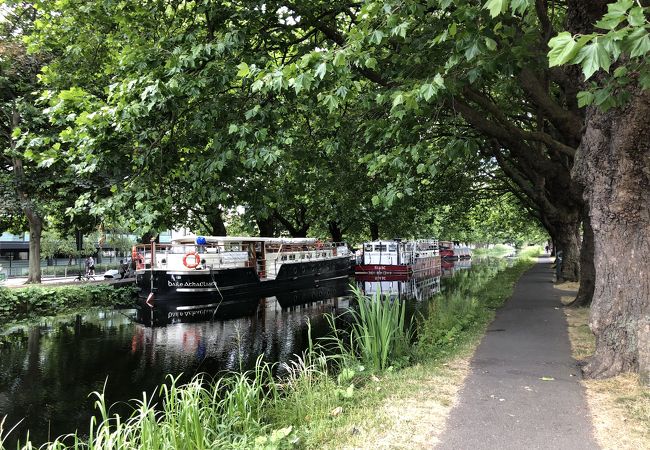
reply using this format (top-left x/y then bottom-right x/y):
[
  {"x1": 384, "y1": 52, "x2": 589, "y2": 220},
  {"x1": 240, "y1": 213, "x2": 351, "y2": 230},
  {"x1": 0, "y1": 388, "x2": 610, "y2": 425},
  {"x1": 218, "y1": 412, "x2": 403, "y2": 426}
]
[
  {"x1": 4, "y1": 360, "x2": 287, "y2": 450},
  {"x1": 323, "y1": 285, "x2": 413, "y2": 372}
]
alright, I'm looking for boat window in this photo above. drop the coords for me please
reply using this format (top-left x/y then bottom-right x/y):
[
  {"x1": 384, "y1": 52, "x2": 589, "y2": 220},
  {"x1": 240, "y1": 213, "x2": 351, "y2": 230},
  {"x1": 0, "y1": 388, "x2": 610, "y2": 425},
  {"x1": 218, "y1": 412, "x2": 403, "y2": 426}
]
[
  {"x1": 364, "y1": 244, "x2": 373, "y2": 251},
  {"x1": 374, "y1": 244, "x2": 387, "y2": 251},
  {"x1": 388, "y1": 244, "x2": 397, "y2": 252}
]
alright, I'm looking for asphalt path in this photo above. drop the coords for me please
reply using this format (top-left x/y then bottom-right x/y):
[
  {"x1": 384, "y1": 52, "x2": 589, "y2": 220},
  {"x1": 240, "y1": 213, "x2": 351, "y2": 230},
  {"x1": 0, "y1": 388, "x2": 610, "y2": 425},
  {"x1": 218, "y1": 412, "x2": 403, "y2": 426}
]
[{"x1": 436, "y1": 257, "x2": 599, "y2": 450}]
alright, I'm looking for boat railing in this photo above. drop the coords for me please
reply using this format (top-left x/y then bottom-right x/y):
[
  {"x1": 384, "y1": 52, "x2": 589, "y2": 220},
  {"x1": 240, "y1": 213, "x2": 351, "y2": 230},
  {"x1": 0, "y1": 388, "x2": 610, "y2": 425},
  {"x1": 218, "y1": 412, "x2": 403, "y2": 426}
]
[{"x1": 134, "y1": 240, "x2": 350, "y2": 272}]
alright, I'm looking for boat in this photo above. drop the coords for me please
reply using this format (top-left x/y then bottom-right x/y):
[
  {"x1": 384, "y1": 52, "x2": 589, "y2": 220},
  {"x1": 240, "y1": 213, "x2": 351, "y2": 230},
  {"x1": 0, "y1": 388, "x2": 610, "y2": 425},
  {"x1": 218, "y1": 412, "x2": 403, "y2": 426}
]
[
  {"x1": 438, "y1": 241, "x2": 472, "y2": 261},
  {"x1": 354, "y1": 239, "x2": 441, "y2": 276},
  {"x1": 133, "y1": 235, "x2": 352, "y2": 325}
]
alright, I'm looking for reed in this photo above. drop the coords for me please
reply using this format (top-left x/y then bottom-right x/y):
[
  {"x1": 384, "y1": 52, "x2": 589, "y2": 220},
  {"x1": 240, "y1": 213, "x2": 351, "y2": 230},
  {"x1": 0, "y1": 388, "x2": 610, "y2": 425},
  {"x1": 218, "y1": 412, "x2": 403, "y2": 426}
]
[{"x1": 323, "y1": 285, "x2": 413, "y2": 372}]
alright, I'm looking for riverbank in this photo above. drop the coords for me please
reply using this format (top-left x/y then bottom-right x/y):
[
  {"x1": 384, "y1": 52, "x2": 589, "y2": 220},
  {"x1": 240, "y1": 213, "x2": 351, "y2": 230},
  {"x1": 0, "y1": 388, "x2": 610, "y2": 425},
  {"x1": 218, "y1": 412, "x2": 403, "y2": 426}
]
[
  {"x1": 1, "y1": 250, "x2": 540, "y2": 448},
  {"x1": 0, "y1": 283, "x2": 136, "y2": 325}
]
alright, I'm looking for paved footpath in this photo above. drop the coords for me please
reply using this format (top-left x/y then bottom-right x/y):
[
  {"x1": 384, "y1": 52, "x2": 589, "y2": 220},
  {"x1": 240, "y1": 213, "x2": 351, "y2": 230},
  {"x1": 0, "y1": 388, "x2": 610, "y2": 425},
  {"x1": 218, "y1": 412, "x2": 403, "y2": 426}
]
[{"x1": 436, "y1": 257, "x2": 599, "y2": 450}]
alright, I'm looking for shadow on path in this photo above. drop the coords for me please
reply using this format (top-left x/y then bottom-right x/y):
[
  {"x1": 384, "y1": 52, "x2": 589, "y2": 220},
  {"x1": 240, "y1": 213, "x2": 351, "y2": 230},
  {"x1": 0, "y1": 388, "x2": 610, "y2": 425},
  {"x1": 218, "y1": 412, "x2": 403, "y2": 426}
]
[{"x1": 436, "y1": 258, "x2": 598, "y2": 450}]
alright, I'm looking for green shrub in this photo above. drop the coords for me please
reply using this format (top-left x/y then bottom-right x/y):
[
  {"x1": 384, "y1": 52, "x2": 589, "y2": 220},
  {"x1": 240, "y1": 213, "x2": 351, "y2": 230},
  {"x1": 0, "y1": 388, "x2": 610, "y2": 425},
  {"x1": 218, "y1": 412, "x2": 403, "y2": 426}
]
[{"x1": 0, "y1": 285, "x2": 137, "y2": 322}]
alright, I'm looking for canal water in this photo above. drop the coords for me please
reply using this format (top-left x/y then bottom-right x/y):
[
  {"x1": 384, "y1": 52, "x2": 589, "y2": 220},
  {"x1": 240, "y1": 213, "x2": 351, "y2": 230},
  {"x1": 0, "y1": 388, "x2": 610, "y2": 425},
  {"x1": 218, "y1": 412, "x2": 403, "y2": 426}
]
[{"x1": 0, "y1": 258, "x2": 491, "y2": 447}]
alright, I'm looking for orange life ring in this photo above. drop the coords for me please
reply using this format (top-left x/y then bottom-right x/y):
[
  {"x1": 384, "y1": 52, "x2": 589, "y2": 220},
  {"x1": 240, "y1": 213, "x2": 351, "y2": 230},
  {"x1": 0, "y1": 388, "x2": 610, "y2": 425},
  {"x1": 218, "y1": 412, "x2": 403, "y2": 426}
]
[{"x1": 183, "y1": 251, "x2": 201, "y2": 269}]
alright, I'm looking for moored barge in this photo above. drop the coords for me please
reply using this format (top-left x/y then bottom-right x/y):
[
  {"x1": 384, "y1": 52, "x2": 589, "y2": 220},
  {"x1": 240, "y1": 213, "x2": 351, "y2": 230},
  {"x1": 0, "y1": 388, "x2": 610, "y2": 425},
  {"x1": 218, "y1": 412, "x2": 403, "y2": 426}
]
[{"x1": 134, "y1": 236, "x2": 351, "y2": 325}]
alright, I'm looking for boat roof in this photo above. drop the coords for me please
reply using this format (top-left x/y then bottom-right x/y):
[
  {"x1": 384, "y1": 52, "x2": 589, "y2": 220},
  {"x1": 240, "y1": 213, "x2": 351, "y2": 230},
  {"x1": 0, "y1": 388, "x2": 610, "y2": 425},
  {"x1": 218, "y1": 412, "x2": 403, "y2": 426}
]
[
  {"x1": 172, "y1": 235, "x2": 318, "y2": 245},
  {"x1": 364, "y1": 238, "x2": 438, "y2": 244}
]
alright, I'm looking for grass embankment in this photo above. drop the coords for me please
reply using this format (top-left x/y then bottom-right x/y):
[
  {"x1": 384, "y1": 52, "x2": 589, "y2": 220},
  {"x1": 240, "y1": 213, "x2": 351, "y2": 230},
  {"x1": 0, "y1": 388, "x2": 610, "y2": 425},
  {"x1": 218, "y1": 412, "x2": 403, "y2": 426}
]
[
  {"x1": 1, "y1": 249, "x2": 540, "y2": 449},
  {"x1": 0, "y1": 284, "x2": 136, "y2": 325},
  {"x1": 560, "y1": 284, "x2": 650, "y2": 450}
]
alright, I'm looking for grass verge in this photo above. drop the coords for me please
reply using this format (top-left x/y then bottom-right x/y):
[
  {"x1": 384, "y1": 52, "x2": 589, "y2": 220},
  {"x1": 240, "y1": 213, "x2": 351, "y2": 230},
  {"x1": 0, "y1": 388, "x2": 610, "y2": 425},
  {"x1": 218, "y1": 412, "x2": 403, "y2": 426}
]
[{"x1": 563, "y1": 290, "x2": 650, "y2": 449}]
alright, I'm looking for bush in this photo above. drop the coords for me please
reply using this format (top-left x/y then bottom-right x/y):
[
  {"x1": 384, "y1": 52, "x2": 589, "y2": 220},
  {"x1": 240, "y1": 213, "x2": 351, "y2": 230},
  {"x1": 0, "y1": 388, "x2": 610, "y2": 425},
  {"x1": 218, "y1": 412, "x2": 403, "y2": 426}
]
[{"x1": 0, "y1": 284, "x2": 137, "y2": 321}]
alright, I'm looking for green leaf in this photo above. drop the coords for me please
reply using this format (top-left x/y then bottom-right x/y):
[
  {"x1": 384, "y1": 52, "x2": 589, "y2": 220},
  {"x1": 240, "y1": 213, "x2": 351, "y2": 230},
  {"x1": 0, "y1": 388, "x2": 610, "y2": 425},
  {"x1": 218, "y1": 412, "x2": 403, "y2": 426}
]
[
  {"x1": 333, "y1": 51, "x2": 346, "y2": 67},
  {"x1": 509, "y1": 0, "x2": 530, "y2": 15},
  {"x1": 577, "y1": 91, "x2": 594, "y2": 108},
  {"x1": 392, "y1": 93, "x2": 404, "y2": 108},
  {"x1": 370, "y1": 30, "x2": 385, "y2": 45},
  {"x1": 624, "y1": 28, "x2": 650, "y2": 58},
  {"x1": 236, "y1": 62, "x2": 249, "y2": 77},
  {"x1": 639, "y1": 71, "x2": 650, "y2": 90},
  {"x1": 483, "y1": 0, "x2": 508, "y2": 18},
  {"x1": 315, "y1": 62, "x2": 327, "y2": 80},
  {"x1": 365, "y1": 57, "x2": 378, "y2": 69},
  {"x1": 596, "y1": 13, "x2": 627, "y2": 30},
  {"x1": 548, "y1": 32, "x2": 578, "y2": 67},
  {"x1": 627, "y1": 6, "x2": 646, "y2": 27},
  {"x1": 485, "y1": 37, "x2": 497, "y2": 51},
  {"x1": 433, "y1": 73, "x2": 445, "y2": 87},
  {"x1": 419, "y1": 83, "x2": 436, "y2": 101},
  {"x1": 465, "y1": 41, "x2": 481, "y2": 61},
  {"x1": 608, "y1": 0, "x2": 634, "y2": 16},
  {"x1": 575, "y1": 40, "x2": 611, "y2": 79}
]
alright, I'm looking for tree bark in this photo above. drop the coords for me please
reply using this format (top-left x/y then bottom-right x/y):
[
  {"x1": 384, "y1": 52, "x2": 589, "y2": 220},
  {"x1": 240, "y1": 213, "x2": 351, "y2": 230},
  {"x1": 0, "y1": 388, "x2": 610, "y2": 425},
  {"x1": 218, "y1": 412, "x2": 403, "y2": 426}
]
[
  {"x1": 273, "y1": 208, "x2": 310, "y2": 237},
  {"x1": 256, "y1": 217, "x2": 275, "y2": 237},
  {"x1": 547, "y1": 217, "x2": 581, "y2": 282},
  {"x1": 369, "y1": 222, "x2": 379, "y2": 241},
  {"x1": 573, "y1": 89, "x2": 650, "y2": 383},
  {"x1": 11, "y1": 107, "x2": 43, "y2": 283},
  {"x1": 572, "y1": 210, "x2": 595, "y2": 306},
  {"x1": 328, "y1": 220, "x2": 344, "y2": 243},
  {"x1": 25, "y1": 208, "x2": 43, "y2": 283},
  {"x1": 207, "y1": 209, "x2": 227, "y2": 236}
]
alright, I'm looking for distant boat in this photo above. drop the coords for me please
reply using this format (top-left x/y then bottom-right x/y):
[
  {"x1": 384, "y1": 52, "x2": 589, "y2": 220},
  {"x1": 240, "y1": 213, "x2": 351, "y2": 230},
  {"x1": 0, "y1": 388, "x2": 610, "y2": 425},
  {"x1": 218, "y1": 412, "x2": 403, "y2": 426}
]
[
  {"x1": 133, "y1": 235, "x2": 351, "y2": 325},
  {"x1": 354, "y1": 239, "x2": 441, "y2": 277},
  {"x1": 438, "y1": 241, "x2": 472, "y2": 261}
]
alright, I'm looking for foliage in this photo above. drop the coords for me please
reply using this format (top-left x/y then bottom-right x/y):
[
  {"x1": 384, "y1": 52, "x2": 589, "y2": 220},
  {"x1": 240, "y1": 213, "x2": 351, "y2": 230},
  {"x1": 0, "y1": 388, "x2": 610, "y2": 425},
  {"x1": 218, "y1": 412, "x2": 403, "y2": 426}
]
[
  {"x1": 326, "y1": 286, "x2": 413, "y2": 371},
  {"x1": 547, "y1": 0, "x2": 650, "y2": 109},
  {"x1": 0, "y1": 284, "x2": 136, "y2": 321}
]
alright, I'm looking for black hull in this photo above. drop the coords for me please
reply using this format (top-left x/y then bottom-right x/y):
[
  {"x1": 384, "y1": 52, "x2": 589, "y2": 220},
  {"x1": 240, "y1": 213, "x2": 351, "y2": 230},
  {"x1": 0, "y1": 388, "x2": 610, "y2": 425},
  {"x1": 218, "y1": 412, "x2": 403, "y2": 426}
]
[{"x1": 135, "y1": 258, "x2": 351, "y2": 326}]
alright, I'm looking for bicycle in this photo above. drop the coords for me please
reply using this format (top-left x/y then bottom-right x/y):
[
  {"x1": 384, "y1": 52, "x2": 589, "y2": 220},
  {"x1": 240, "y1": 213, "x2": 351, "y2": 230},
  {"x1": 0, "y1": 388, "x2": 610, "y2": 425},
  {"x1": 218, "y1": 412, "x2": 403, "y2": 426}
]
[{"x1": 73, "y1": 271, "x2": 96, "y2": 282}]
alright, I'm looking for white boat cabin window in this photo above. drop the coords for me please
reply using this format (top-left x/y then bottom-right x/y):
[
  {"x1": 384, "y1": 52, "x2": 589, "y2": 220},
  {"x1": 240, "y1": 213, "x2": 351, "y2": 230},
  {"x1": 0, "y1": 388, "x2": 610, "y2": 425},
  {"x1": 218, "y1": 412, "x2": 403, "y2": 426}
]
[
  {"x1": 364, "y1": 244, "x2": 373, "y2": 251},
  {"x1": 388, "y1": 244, "x2": 397, "y2": 252},
  {"x1": 374, "y1": 244, "x2": 387, "y2": 252}
]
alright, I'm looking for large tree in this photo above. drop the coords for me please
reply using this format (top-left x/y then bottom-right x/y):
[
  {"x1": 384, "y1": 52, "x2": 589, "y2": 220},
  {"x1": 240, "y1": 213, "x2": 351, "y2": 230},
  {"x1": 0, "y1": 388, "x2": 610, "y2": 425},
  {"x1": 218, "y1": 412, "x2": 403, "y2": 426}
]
[{"x1": 547, "y1": 0, "x2": 650, "y2": 382}]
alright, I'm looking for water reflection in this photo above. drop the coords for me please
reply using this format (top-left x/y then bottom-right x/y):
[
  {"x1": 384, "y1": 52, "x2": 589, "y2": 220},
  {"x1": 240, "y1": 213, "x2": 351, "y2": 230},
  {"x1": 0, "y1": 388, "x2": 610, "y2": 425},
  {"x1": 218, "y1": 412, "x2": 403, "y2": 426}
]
[
  {"x1": 357, "y1": 275, "x2": 441, "y2": 301},
  {"x1": 441, "y1": 258, "x2": 472, "y2": 277},
  {"x1": 0, "y1": 289, "x2": 351, "y2": 446}
]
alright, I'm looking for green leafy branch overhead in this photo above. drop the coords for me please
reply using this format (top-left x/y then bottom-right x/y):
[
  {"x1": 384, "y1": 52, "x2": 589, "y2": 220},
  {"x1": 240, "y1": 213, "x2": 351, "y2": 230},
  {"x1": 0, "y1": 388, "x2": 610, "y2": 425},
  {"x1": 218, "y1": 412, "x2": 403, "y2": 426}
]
[{"x1": 547, "y1": 0, "x2": 649, "y2": 107}]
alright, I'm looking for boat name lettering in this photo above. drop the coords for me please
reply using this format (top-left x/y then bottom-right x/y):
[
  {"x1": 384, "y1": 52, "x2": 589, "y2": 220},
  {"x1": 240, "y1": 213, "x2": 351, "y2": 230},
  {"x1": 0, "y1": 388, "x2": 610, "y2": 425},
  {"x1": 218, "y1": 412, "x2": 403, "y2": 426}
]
[{"x1": 168, "y1": 281, "x2": 214, "y2": 288}]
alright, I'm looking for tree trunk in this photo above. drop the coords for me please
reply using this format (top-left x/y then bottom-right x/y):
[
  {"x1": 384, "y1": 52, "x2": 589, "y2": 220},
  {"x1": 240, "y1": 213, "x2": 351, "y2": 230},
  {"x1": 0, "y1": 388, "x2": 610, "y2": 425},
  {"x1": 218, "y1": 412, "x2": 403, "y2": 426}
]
[
  {"x1": 548, "y1": 218, "x2": 581, "y2": 282},
  {"x1": 571, "y1": 210, "x2": 595, "y2": 306},
  {"x1": 25, "y1": 208, "x2": 43, "y2": 284},
  {"x1": 573, "y1": 89, "x2": 650, "y2": 383},
  {"x1": 369, "y1": 222, "x2": 379, "y2": 241},
  {"x1": 208, "y1": 210, "x2": 227, "y2": 236},
  {"x1": 256, "y1": 217, "x2": 275, "y2": 237},
  {"x1": 273, "y1": 209, "x2": 309, "y2": 238},
  {"x1": 328, "y1": 220, "x2": 344, "y2": 243}
]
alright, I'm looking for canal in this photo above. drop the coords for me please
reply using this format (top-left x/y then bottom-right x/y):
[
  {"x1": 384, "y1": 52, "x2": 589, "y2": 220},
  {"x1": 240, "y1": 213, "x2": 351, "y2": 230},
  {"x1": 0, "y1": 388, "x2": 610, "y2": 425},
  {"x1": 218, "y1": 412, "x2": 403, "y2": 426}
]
[{"x1": 0, "y1": 258, "x2": 494, "y2": 447}]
